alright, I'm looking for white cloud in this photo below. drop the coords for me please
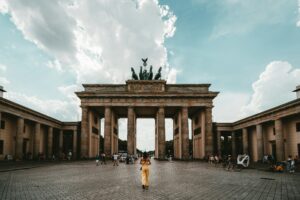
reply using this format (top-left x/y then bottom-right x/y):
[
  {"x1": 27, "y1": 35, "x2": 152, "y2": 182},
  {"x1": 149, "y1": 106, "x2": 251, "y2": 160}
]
[
  {"x1": 241, "y1": 61, "x2": 300, "y2": 117},
  {"x1": 214, "y1": 61, "x2": 300, "y2": 122},
  {"x1": 0, "y1": 77, "x2": 10, "y2": 85},
  {"x1": 6, "y1": 87, "x2": 80, "y2": 121},
  {"x1": 0, "y1": 64, "x2": 9, "y2": 86},
  {"x1": 1, "y1": 0, "x2": 177, "y2": 84},
  {"x1": 213, "y1": 92, "x2": 250, "y2": 122},
  {"x1": 0, "y1": 64, "x2": 7, "y2": 72},
  {"x1": 47, "y1": 60, "x2": 64, "y2": 72}
]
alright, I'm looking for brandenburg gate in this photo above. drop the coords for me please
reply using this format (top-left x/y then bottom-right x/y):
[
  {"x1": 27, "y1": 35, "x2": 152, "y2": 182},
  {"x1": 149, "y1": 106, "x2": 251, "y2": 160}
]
[{"x1": 76, "y1": 60, "x2": 218, "y2": 160}]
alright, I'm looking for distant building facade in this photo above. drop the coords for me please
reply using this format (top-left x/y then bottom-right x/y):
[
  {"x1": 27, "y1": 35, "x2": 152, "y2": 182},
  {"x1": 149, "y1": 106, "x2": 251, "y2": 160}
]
[{"x1": 0, "y1": 83, "x2": 299, "y2": 161}]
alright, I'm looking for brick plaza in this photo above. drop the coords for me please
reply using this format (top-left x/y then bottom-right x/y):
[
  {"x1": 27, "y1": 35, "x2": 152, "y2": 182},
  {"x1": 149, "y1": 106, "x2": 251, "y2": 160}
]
[{"x1": 0, "y1": 160, "x2": 299, "y2": 200}]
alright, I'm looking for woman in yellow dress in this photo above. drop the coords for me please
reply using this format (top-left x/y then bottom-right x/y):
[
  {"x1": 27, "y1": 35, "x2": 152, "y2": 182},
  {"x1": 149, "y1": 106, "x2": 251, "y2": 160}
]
[{"x1": 140, "y1": 152, "x2": 151, "y2": 190}]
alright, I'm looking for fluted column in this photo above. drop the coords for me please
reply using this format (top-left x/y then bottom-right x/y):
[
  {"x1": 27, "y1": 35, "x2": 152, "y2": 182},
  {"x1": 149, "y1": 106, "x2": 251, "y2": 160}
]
[
  {"x1": 217, "y1": 131, "x2": 221, "y2": 155},
  {"x1": 242, "y1": 128, "x2": 248, "y2": 154},
  {"x1": 127, "y1": 107, "x2": 135, "y2": 155},
  {"x1": 81, "y1": 106, "x2": 89, "y2": 158},
  {"x1": 205, "y1": 107, "x2": 213, "y2": 156},
  {"x1": 231, "y1": 132, "x2": 236, "y2": 158},
  {"x1": 157, "y1": 107, "x2": 165, "y2": 159},
  {"x1": 73, "y1": 129, "x2": 77, "y2": 159},
  {"x1": 47, "y1": 127, "x2": 53, "y2": 158},
  {"x1": 16, "y1": 117, "x2": 24, "y2": 160},
  {"x1": 256, "y1": 124, "x2": 263, "y2": 161},
  {"x1": 181, "y1": 107, "x2": 189, "y2": 159},
  {"x1": 104, "y1": 107, "x2": 112, "y2": 156},
  {"x1": 275, "y1": 119, "x2": 284, "y2": 161},
  {"x1": 33, "y1": 123, "x2": 40, "y2": 158}
]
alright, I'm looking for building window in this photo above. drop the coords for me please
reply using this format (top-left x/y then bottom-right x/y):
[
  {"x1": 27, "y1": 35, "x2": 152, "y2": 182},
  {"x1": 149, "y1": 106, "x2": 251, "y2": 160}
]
[
  {"x1": 0, "y1": 120, "x2": 5, "y2": 129},
  {"x1": 296, "y1": 122, "x2": 300, "y2": 132},
  {"x1": 0, "y1": 140, "x2": 3, "y2": 154},
  {"x1": 94, "y1": 117, "x2": 98, "y2": 124},
  {"x1": 194, "y1": 127, "x2": 201, "y2": 136},
  {"x1": 273, "y1": 127, "x2": 276, "y2": 136}
]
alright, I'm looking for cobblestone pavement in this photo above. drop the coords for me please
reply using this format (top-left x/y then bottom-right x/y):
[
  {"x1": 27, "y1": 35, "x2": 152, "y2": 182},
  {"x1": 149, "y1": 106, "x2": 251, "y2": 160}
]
[{"x1": 0, "y1": 160, "x2": 299, "y2": 200}]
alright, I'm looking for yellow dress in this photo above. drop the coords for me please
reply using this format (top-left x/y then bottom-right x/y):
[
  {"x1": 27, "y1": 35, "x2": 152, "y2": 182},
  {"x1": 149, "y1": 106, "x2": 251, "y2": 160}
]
[{"x1": 140, "y1": 159, "x2": 151, "y2": 186}]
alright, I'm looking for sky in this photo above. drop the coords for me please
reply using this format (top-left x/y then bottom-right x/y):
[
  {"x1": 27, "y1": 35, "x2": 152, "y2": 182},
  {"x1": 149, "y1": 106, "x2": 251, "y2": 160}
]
[{"x1": 1, "y1": 0, "x2": 300, "y2": 151}]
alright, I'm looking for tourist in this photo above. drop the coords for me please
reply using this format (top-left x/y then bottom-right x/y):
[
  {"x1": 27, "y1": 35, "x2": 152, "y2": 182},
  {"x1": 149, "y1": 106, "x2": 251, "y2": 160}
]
[
  {"x1": 214, "y1": 154, "x2": 219, "y2": 166},
  {"x1": 227, "y1": 155, "x2": 233, "y2": 171},
  {"x1": 287, "y1": 155, "x2": 292, "y2": 172},
  {"x1": 101, "y1": 152, "x2": 106, "y2": 165},
  {"x1": 68, "y1": 151, "x2": 72, "y2": 161},
  {"x1": 140, "y1": 152, "x2": 151, "y2": 190},
  {"x1": 113, "y1": 153, "x2": 119, "y2": 166},
  {"x1": 96, "y1": 154, "x2": 100, "y2": 166}
]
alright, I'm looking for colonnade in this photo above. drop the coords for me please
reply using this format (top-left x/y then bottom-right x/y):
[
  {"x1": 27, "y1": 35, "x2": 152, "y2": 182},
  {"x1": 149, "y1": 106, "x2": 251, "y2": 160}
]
[
  {"x1": 216, "y1": 118, "x2": 287, "y2": 162},
  {"x1": 0, "y1": 111, "x2": 77, "y2": 160},
  {"x1": 81, "y1": 106, "x2": 214, "y2": 160}
]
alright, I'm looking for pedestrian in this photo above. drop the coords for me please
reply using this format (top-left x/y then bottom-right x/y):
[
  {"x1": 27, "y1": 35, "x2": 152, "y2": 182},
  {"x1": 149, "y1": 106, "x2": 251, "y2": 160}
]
[
  {"x1": 227, "y1": 155, "x2": 233, "y2": 171},
  {"x1": 214, "y1": 154, "x2": 219, "y2": 166},
  {"x1": 113, "y1": 153, "x2": 119, "y2": 166},
  {"x1": 140, "y1": 152, "x2": 151, "y2": 190},
  {"x1": 68, "y1": 151, "x2": 72, "y2": 161},
  {"x1": 96, "y1": 154, "x2": 100, "y2": 166},
  {"x1": 287, "y1": 155, "x2": 292, "y2": 172},
  {"x1": 101, "y1": 152, "x2": 106, "y2": 165}
]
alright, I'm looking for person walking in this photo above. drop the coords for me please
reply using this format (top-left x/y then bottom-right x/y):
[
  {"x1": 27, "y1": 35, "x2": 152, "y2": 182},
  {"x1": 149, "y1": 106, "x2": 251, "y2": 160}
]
[
  {"x1": 140, "y1": 152, "x2": 151, "y2": 190},
  {"x1": 101, "y1": 152, "x2": 106, "y2": 165},
  {"x1": 113, "y1": 153, "x2": 119, "y2": 166},
  {"x1": 96, "y1": 154, "x2": 100, "y2": 166}
]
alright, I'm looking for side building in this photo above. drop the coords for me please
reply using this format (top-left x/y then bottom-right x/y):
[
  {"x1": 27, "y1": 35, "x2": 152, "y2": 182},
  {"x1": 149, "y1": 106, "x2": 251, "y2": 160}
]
[
  {"x1": 0, "y1": 96, "x2": 82, "y2": 160},
  {"x1": 215, "y1": 86, "x2": 300, "y2": 162}
]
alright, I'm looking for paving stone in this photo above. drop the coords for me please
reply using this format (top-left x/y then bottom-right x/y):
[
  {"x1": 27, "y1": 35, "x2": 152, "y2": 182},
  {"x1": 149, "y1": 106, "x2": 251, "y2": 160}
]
[{"x1": 0, "y1": 160, "x2": 299, "y2": 200}]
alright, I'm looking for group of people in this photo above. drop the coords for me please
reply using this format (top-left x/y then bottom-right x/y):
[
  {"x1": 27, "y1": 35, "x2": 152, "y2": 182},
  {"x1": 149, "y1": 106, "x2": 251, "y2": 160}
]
[
  {"x1": 95, "y1": 152, "x2": 152, "y2": 190},
  {"x1": 95, "y1": 152, "x2": 107, "y2": 166}
]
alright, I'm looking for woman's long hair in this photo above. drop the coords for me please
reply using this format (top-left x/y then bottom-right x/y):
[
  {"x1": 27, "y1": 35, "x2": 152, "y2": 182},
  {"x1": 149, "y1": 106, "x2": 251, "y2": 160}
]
[{"x1": 143, "y1": 152, "x2": 148, "y2": 160}]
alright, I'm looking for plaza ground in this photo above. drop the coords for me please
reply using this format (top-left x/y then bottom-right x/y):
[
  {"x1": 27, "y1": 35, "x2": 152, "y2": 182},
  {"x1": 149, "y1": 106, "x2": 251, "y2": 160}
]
[{"x1": 0, "y1": 160, "x2": 299, "y2": 200}]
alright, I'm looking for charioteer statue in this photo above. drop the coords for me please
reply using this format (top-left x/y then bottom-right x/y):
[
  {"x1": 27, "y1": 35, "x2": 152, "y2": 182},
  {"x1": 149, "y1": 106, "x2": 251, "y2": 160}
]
[{"x1": 131, "y1": 58, "x2": 162, "y2": 80}]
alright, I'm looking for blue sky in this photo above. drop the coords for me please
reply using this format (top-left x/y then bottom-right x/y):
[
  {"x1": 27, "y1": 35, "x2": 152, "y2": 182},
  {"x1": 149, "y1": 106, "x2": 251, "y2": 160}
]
[{"x1": 1, "y1": 0, "x2": 300, "y2": 150}]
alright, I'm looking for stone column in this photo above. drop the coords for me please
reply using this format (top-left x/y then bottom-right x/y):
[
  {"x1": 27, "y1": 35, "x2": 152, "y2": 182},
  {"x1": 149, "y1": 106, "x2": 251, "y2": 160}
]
[
  {"x1": 81, "y1": 106, "x2": 89, "y2": 158},
  {"x1": 104, "y1": 107, "x2": 112, "y2": 156},
  {"x1": 127, "y1": 107, "x2": 135, "y2": 155},
  {"x1": 231, "y1": 132, "x2": 236, "y2": 158},
  {"x1": 133, "y1": 116, "x2": 137, "y2": 155},
  {"x1": 205, "y1": 107, "x2": 213, "y2": 156},
  {"x1": 181, "y1": 107, "x2": 189, "y2": 159},
  {"x1": 0, "y1": 112, "x2": 2, "y2": 132},
  {"x1": 16, "y1": 117, "x2": 24, "y2": 160},
  {"x1": 47, "y1": 127, "x2": 53, "y2": 158},
  {"x1": 256, "y1": 124, "x2": 263, "y2": 161},
  {"x1": 157, "y1": 107, "x2": 166, "y2": 159},
  {"x1": 33, "y1": 122, "x2": 40, "y2": 158},
  {"x1": 73, "y1": 129, "x2": 77, "y2": 159},
  {"x1": 155, "y1": 114, "x2": 158, "y2": 159},
  {"x1": 59, "y1": 130, "x2": 63, "y2": 156},
  {"x1": 216, "y1": 131, "x2": 221, "y2": 156},
  {"x1": 242, "y1": 128, "x2": 248, "y2": 154},
  {"x1": 275, "y1": 119, "x2": 284, "y2": 161}
]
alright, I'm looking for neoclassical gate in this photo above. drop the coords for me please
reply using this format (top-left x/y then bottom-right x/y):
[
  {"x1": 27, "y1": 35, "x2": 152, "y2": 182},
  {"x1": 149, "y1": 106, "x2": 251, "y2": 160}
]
[{"x1": 76, "y1": 80, "x2": 218, "y2": 160}]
